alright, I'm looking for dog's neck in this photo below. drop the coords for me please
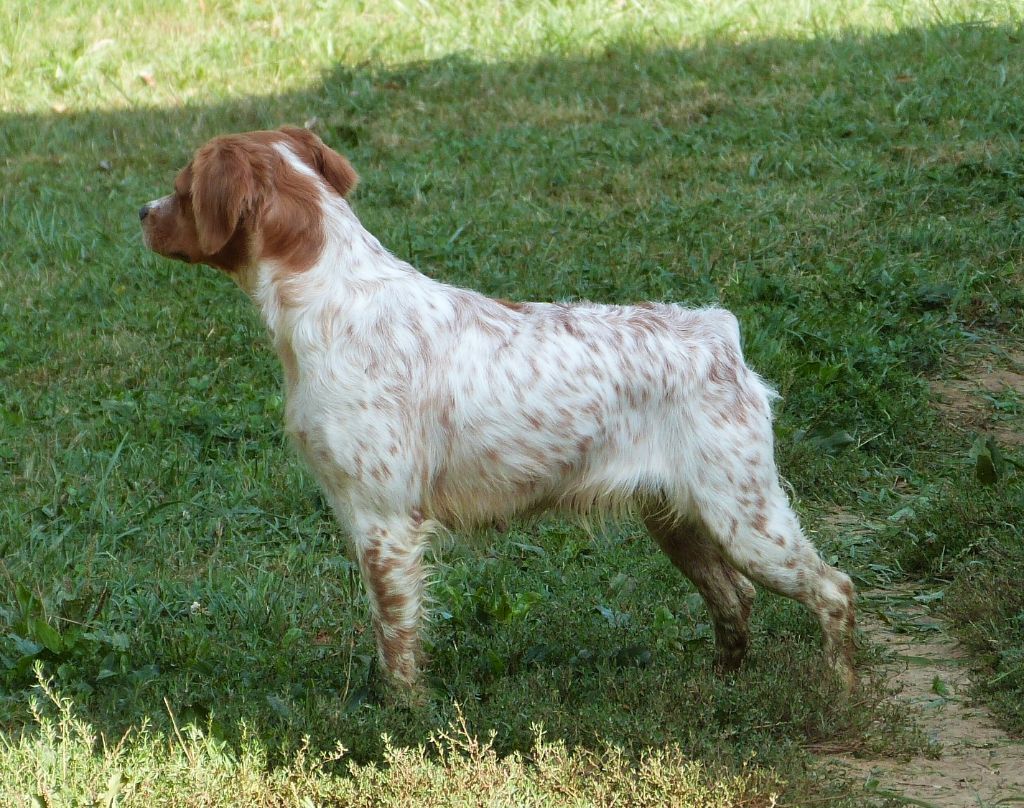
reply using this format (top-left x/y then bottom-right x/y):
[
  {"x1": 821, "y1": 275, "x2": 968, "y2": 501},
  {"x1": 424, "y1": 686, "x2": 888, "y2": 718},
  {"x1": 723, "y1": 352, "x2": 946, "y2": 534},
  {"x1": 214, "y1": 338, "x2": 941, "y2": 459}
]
[{"x1": 240, "y1": 195, "x2": 420, "y2": 387}]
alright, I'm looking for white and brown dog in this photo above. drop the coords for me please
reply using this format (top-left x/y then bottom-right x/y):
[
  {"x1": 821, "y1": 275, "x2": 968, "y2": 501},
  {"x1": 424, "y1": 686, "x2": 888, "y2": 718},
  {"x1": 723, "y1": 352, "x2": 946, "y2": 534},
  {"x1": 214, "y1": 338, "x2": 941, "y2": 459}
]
[{"x1": 140, "y1": 126, "x2": 856, "y2": 691}]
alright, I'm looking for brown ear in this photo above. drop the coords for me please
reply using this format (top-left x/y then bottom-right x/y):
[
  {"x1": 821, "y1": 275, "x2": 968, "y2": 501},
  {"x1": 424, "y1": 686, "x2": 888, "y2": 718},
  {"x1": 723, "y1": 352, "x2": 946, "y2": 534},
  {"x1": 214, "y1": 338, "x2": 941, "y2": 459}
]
[
  {"x1": 278, "y1": 126, "x2": 359, "y2": 198},
  {"x1": 191, "y1": 137, "x2": 272, "y2": 255}
]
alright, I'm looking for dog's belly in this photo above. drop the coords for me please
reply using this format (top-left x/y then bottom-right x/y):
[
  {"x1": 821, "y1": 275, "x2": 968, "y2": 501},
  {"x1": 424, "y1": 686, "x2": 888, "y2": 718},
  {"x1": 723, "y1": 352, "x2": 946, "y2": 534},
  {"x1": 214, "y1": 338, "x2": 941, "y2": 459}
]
[{"x1": 423, "y1": 394, "x2": 689, "y2": 529}]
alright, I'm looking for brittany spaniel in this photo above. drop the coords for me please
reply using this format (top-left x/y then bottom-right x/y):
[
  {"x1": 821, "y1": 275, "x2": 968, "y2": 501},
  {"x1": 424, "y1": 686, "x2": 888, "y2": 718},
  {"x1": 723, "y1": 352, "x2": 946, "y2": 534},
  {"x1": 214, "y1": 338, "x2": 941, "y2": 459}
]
[{"x1": 140, "y1": 126, "x2": 856, "y2": 692}]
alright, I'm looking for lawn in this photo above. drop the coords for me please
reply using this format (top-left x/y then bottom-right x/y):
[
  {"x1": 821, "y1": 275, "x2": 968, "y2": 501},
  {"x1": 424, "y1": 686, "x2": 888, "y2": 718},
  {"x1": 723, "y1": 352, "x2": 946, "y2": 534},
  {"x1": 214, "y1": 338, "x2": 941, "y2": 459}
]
[{"x1": 1, "y1": 0, "x2": 1022, "y2": 804}]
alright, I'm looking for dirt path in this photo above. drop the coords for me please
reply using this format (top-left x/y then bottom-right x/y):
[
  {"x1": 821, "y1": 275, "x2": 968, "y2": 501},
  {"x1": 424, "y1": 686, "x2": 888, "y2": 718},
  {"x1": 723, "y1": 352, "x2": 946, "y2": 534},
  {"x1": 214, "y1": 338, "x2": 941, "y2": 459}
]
[
  {"x1": 929, "y1": 349, "x2": 1024, "y2": 450},
  {"x1": 832, "y1": 585, "x2": 1024, "y2": 806}
]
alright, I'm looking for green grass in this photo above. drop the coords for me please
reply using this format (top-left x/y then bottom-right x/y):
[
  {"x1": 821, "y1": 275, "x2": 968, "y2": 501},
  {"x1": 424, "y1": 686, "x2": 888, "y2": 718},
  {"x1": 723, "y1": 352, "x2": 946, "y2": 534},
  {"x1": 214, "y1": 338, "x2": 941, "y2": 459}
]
[{"x1": 2, "y1": 0, "x2": 1023, "y2": 804}]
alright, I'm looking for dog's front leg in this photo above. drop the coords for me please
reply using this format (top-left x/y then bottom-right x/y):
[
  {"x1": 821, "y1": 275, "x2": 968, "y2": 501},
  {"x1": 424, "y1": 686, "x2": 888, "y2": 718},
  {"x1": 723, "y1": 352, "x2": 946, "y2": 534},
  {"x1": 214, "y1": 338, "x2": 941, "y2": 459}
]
[{"x1": 349, "y1": 510, "x2": 430, "y2": 689}]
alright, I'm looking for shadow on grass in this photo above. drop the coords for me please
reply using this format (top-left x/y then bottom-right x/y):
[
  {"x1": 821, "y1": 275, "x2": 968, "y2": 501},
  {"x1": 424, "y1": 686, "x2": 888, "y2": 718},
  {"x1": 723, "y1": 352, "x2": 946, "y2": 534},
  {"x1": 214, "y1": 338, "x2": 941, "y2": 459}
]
[{"x1": 1, "y1": 20, "x2": 1021, "y2": 788}]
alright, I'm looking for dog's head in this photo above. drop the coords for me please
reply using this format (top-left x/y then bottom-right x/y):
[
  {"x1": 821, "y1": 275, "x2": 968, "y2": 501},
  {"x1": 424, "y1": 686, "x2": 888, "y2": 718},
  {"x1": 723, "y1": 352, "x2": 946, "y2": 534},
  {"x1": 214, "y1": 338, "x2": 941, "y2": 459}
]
[{"x1": 140, "y1": 126, "x2": 358, "y2": 273}]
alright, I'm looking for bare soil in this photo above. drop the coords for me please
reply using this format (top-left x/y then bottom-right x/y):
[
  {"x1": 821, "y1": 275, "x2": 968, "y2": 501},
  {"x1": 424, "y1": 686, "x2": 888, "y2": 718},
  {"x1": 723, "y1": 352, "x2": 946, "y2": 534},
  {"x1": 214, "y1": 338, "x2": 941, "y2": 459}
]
[
  {"x1": 825, "y1": 354, "x2": 1024, "y2": 805},
  {"x1": 830, "y1": 586, "x2": 1024, "y2": 806},
  {"x1": 929, "y1": 349, "x2": 1024, "y2": 447}
]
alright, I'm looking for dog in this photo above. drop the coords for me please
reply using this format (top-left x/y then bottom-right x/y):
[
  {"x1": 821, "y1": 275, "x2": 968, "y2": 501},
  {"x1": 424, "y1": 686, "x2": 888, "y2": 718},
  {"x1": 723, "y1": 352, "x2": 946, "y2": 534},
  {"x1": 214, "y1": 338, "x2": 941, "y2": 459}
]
[{"x1": 140, "y1": 126, "x2": 856, "y2": 691}]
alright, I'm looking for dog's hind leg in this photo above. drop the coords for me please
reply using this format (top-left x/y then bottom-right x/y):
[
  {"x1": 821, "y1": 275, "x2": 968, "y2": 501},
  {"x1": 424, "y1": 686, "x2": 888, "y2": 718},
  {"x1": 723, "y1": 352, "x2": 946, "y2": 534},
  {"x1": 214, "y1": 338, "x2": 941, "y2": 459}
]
[
  {"x1": 692, "y1": 472, "x2": 857, "y2": 689},
  {"x1": 644, "y1": 511, "x2": 756, "y2": 672}
]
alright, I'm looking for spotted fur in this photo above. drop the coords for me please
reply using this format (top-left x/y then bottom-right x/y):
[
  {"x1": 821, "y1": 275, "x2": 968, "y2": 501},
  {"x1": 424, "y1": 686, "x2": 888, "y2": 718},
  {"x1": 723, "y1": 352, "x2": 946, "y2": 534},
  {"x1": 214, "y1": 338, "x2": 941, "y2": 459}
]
[{"x1": 141, "y1": 126, "x2": 856, "y2": 691}]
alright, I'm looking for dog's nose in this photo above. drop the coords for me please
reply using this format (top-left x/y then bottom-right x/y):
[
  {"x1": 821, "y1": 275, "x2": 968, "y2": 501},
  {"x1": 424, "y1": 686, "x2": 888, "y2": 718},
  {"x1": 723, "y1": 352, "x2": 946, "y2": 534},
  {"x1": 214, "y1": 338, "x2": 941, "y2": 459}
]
[{"x1": 138, "y1": 204, "x2": 150, "y2": 221}]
